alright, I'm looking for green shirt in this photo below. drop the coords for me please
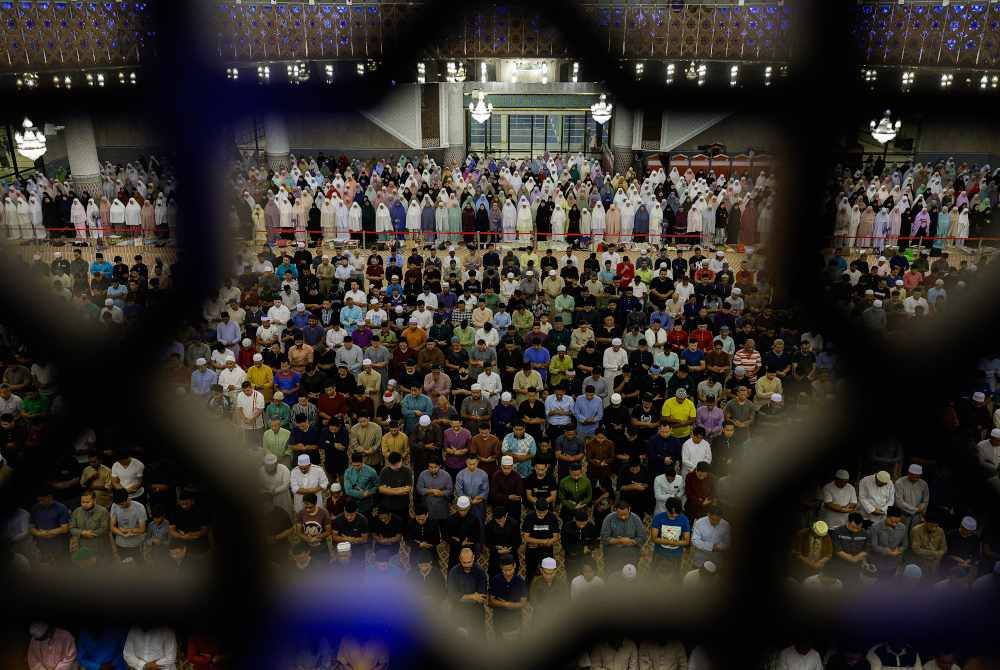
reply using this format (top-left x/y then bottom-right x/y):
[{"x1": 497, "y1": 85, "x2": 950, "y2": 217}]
[
  {"x1": 70, "y1": 504, "x2": 110, "y2": 554},
  {"x1": 558, "y1": 475, "x2": 593, "y2": 516},
  {"x1": 512, "y1": 310, "x2": 535, "y2": 333},
  {"x1": 263, "y1": 427, "x2": 292, "y2": 463},
  {"x1": 454, "y1": 325, "x2": 476, "y2": 349},
  {"x1": 265, "y1": 402, "x2": 292, "y2": 429}
]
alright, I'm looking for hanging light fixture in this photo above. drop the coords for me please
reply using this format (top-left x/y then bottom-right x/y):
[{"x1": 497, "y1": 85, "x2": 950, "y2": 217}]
[
  {"x1": 468, "y1": 90, "x2": 493, "y2": 124},
  {"x1": 685, "y1": 61, "x2": 699, "y2": 81},
  {"x1": 14, "y1": 118, "x2": 47, "y2": 162},
  {"x1": 590, "y1": 93, "x2": 613, "y2": 125},
  {"x1": 869, "y1": 110, "x2": 901, "y2": 145}
]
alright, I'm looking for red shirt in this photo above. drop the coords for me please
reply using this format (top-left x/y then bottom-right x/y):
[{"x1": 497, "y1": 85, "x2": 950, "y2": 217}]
[
  {"x1": 667, "y1": 329, "x2": 689, "y2": 352},
  {"x1": 689, "y1": 329, "x2": 714, "y2": 351},
  {"x1": 318, "y1": 392, "x2": 348, "y2": 418},
  {"x1": 616, "y1": 262, "x2": 636, "y2": 288}
]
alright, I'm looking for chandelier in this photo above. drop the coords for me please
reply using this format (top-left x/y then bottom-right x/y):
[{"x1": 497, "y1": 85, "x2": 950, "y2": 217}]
[
  {"x1": 685, "y1": 61, "x2": 699, "y2": 80},
  {"x1": 14, "y1": 118, "x2": 47, "y2": 162},
  {"x1": 869, "y1": 110, "x2": 901, "y2": 145},
  {"x1": 590, "y1": 93, "x2": 613, "y2": 125},
  {"x1": 468, "y1": 91, "x2": 493, "y2": 124}
]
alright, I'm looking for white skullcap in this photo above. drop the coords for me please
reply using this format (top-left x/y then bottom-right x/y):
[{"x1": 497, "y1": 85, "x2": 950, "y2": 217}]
[
  {"x1": 878, "y1": 256, "x2": 887, "y2": 262},
  {"x1": 262, "y1": 453, "x2": 277, "y2": 465},
  {"x1": 873, "y1": 299, "x2": 883, "y2": 308},
  {"x1": 337, "y1": 542, "x2": 352, "y2": 553},
  {"x1": 557, "y1": 345, "x2": 567, "y2": 352},
  {"x1": 370, "y1": 298, "x2": 380, "y2": 305},
  {"x1": 902, "y1": 564, "x2": 922, "y2": 580},
  {"x1": 330, "y1": 482, "x2": 342, "y2": 492},
  {"x1": 242, "y1": 338, "x2": 252, "y2": 347},
  {"x1": 991, "y1": 428, "x2": 1000, "y2": 438},
  {"x1": 610, "y1": 393, "x2": 622, "y2": 405},
  {"x1": 262, "y1": 315, "x2": 271, "y2": 321},
  {"x1": 195, "y1": 357, "x2": 207, "y2": 366},
  {"x1": 507, "y1": 272, "x2": 514, "y2": 278},
  {"x1": 973, "y1": 391, "x2": 986, "y2": 402},
  {"x1": 471, "y1": 384, "x2": 482, "y2": 391},
  {"x1": 448, "y1": 246, "x2": 456, "y2": 252},
  {"x1": 731, "y1": 288, "x2": 742, "y2": 295},
  {"x1": 541, "y1": 557, "x2": 558, "y2": 570},
  {"x1": 703, "y1": 561, "x2": 717, "y2": 574},
  {"x1": 716, "y1": 250, "x2": 725, "y2": 257},
  {"x1": 32, "y1": 254, "x2": 41, "y2": 261},
  {"x1": 297, "y1": 454, "x2": 311, "y2": 466},
  {"x1": 622, "y1": 564, "x2": 637, "y2": 579},
  {"x1": 296, "y1": 303, "x2": 305, "y2": 311},
  {"x1": 526, "y1": 270, "x2": 534, "y2": 276},
  {"x1": 419, "y1": 415, "x2": 431, "y2": 427},
  {"x1": 501, "y1": 455, "x2": 514, "y2": 466},
  {"x1": 876, "y1": 470, "x2": 891, "y2": 484},
  {"x1": 611, "y1": 338, "x2": 622, "y2": 346},
  {"x1": 501, "y1": 391, "x2": 512, "y2": 402},
  {"x1": 835, "y1": 469, "x2": 850, "y2": 480},
  {"x1": 456, "y1": 495, "x2": 471, "y2": 509},
  {"x1": 770, "y1": 393, "x2": 782, "y2": 402},
  {"x1": 895, "y1": 280, "x2": 904, "y2": 286},
  {"x1": 548, "y1": 270, "x2": 557, "y2": 276},
  {"x1": 908, "y1": 464, "x2": 923, "y2": 475},
  {"x1": 962, "y1": 516, "x2": 978, "y2": 531},
  {"x1": 363, "y1": 358, "x2": 372, "y2": 365}
]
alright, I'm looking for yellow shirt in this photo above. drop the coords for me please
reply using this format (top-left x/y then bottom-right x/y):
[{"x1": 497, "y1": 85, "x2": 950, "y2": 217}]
[
  {"x1": 661, "y1": 398, "x2": 696, "y2": 438},
  {"x1": 380, "y1": 432, "x2": 409, "y2": 463},
  {"x1": 246, "y1": 364, "x2": 274, "y2": 390},
  {"x1": 548, "y1": 354, "x2": 574, "y2": 387}
]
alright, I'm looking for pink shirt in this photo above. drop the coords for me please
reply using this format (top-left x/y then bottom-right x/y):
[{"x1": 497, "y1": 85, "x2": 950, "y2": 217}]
[{"x1": 28, "y1": 629, "x2": 77, "y2": 670}]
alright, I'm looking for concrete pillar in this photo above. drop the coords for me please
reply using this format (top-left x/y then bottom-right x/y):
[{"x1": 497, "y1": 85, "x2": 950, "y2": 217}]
[
  {"x1": 264, "y1": 115, "x2": 290, "y2": 170},
  {"x1": 443, "y1": 83, "x2": 466, "y2": 167},
  {"x1": 64, "y1": 116, "x2": 102, "y2": 197},
  {"x1": 610, "y1": 105, "x2": 635, "y2": 175}
]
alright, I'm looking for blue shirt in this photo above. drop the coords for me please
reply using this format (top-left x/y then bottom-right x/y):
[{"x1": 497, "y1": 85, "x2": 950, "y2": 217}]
[
  {"x1": 290, "y1": 311, "x2": 310, "y2": 330},
  {"x1": 572, "y1": 395, "x2": 604, "y2": 435},
  {"x1": 276, "y1": 262, "x2": 299, "y2": 280},
  {"x1": 680, "y1": 348, "x2": 705, "y2": 368},
  {"x1": 650, "y1": 310, "x2": 673, "y2": 329},
  {"x1": 455, "y1": 468, "x2": 490, "y2": 502},
  {"x1": 90, "y1": 260, "x2": 113, "y2": 279},
  {"x1": 651, "y1": 511, "x2": 690, "y2": 557},
  {"x1": 501, "y1": 433, "x2": 537, "y2": 478},
  {"x1": 401, "y1": 393, "x2": 434, "y2": 432},
  {"x1": 190, "y1": 368, "x2": 219, "y2": 396},
  {"x1": 344, "y1": 464, "x2": 379, "y2": 502},
  {"x1": 524, "y1": 347, "x2": 552, "y2": 382},
  {"x1": 340, "y1": 305, "x2": 364, "y2": 332},
  {"x1": 545, "y1": 394, "x2": 574, "y2": 426},
  {"x1": 216, "y1": 320, "x2": 241, "y2": 346},
  {"x1": 77, "y1": 627, "x2": 128, "y2": 670}
]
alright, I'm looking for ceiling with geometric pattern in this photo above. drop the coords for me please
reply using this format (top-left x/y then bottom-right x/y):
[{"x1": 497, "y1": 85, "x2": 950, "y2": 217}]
[
  {"x1": 0, "y1": 0, "x2": 156, "y2": 72},
  {"x1": 852, "y1": 1, "x2": 1000, "y2": 68},
  {"x1": 212, "y1": 1, "x2": 797, "y2": 64}
]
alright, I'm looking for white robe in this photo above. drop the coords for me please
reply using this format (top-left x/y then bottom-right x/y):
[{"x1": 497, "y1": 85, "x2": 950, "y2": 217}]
[
  {"x1": 334, "y1": 200, "x2": 349, "y2": 242},
  {"x1": 31, "y1": 196, "x2": 47, "y2": 239},
  {"x1": 124, "y1": 198, "x2": 141, "y2": 228},
  {"x1": 516, "y1": 199, "x2": 533, "y2": 242},
  {"x1": 348, "y1": 202, "x2": 363, "y2": 236},
  {"x1": 405, "y1": 200, "x2": 421, "y2": 233},
  {"x1": 550, "y1": 206, "x2": 566, "y2": 243},
  {"x1": 110, "y1": 199, "x2": 126, "y2": 227},
  {"x1": 375, "y1": 203, "x2": 392, "y2": 238},
  {"x1": 591, "y1": 202, "x2": 606, "y2": 243},
  {"x1": 70, "y1": 198, "x2": 87, "y2": 238},
  {"x1": 502, "y1": 200, "x2": 517, "y2": 242}
]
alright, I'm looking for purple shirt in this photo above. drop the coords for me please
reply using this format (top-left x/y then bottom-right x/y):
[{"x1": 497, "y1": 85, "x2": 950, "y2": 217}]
[
  {"x1": 696, "y1": 405, "x2": 725, "y2": 437},
  {"x1": 443, "y1": 427, "x2": 473, "y2": 470},
  {"x1": 351, "y1": 327, "x2": 374, "y2": 349}
]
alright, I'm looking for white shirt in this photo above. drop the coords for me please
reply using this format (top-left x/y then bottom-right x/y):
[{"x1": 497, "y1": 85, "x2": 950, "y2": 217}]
[
  {"x1": 690, "y1": 516, "x2": 730, "y2": 566},
  {"x1": 268, "y1": 303, "x2": 291, "y2": 328},
  {"x1": 111, "y1": 458, "x2": 145, "y2": 499},
  {"x1": 345, "y1": 289, "x2": 367, "y2": 305},
  {"x1": 977, "y1": 438, "x2": 1000, "y2": 472},
  {"x1": 775, "y1": 646, "x2": 824, "y2": 670},
  {"x1": 256, "y1": 324, "x2": 280, "y2": 344},
  {"x1": 477, "y1": 371, "x2": 503, "y2": 400},
  {"x1": 653, "y1": 474, "x2": 686, "y2": 514},
  {"x1": 675, "y1": 282, "x2": 695, "y2": 302},
  {"x1": 681, "y1": 438, "x2": 712, "y2": 479},
  {"x1": 820, "y1": 480, "x2": 858, "y2": 528},
  {"x1": 123, "y1": 626, "x2": 177, "y2": 670},
  {"x1": 290, "y1": 464, "x2": 330, "y2": 512},
  {"x1": 603, "y1": 347, "x2": 628, "y2": 372},
  {"x1": 858, "y1": 474, "x2": 895, "y2": 520},
  {"x1": 570, "y1": 574, "x2": 605, "y2": 600},
  {"x1": 902, "y1": 296, "x2": 929, "y2": 316},
  {"x1": 644, "y1": 327, "x2": 669, "y2": 354},
  {"x1": 365, "y1": 308, "x2": 388, "y2": 327},
  {"x1": 412, "y1": 308, "x2": 434, "y2": 330},
  {"x1": 326, "y1": 327, "x2": 346, "y2": 349},
  {"x1": 235, "y1": 389, "x2": 266, "y2": 429},
  {"x1": 218, "y1": 365, "x2": 247, "y2": 397},
  {"x1": 416, "y1": 292, "x2": 438, "y2": 310}
]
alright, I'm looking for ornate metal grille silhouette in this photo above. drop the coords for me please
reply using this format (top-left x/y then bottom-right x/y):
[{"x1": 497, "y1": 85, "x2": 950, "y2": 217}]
[{"x1": 3, "y1": 1, "x2": 1000, "y2": 668}]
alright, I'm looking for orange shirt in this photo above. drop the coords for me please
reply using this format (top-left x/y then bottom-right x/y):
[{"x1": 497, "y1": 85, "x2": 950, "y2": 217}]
[{"x1": 402, "y1": 326, "x2": 428, "y2": 350}]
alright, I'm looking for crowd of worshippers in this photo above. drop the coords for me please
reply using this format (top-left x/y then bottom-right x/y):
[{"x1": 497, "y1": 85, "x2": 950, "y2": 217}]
[
  {"x1": 228, "y1": 152, "x2": 779, "y2": 249},
  {"x1": 22, "y1": 622, "x2": 232, "y2": 670},
  {"x1": 827, "y1": 159, "x2": 1000, "y2": 251},
  {"x1": 22, "y1": 249, "x2": 176, "y2": 324},
  {"x1": 1, "y1": 156, "x2": 178, "y2": 241},
  {"x1": 170, "y1": 234, "x2": 848, "y2": 595},
  {"x1": 820, "y1": 244, "x2": 994, "y2": 334}
]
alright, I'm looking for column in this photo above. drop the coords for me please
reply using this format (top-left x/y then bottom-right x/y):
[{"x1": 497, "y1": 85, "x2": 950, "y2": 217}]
[
  {"x1": 443, "y1": 83, "x2": 466, "y2": 167},
  {"x1": 264, "y1": 115, "x2": 290, "y2": 170},
  {"x1": 610, "y1": 104, "x2": 634, "y2": 175},
  {"x1": 64, "y1": 116, "x2": 102, "y2": 197}
]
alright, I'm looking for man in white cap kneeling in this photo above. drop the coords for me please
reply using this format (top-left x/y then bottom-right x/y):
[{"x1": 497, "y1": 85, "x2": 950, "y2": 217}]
[
  {"x1": 858, "y1": 469, "x2": 895, "y2": 521},
  {"x1": 976, "y1": 428, "x2": 1000, "y2": 476},
  {"x1": 894, "y1": 463, "x2": 929, "y2": 528},
  {"x1": 528, "y1": 555, "x2": 567, "y2": 617}
]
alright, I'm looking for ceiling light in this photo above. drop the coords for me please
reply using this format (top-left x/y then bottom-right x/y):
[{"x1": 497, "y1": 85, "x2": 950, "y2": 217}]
[
  {"x1": 468, "y1": 90, "x2": 493, "y2": 124},
  {"x1": 15, "y1": 118, "x2": 47, "y2": 162},
  {"x1": 870, "y1": 109, "x2": 902, "y2": 144}
]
